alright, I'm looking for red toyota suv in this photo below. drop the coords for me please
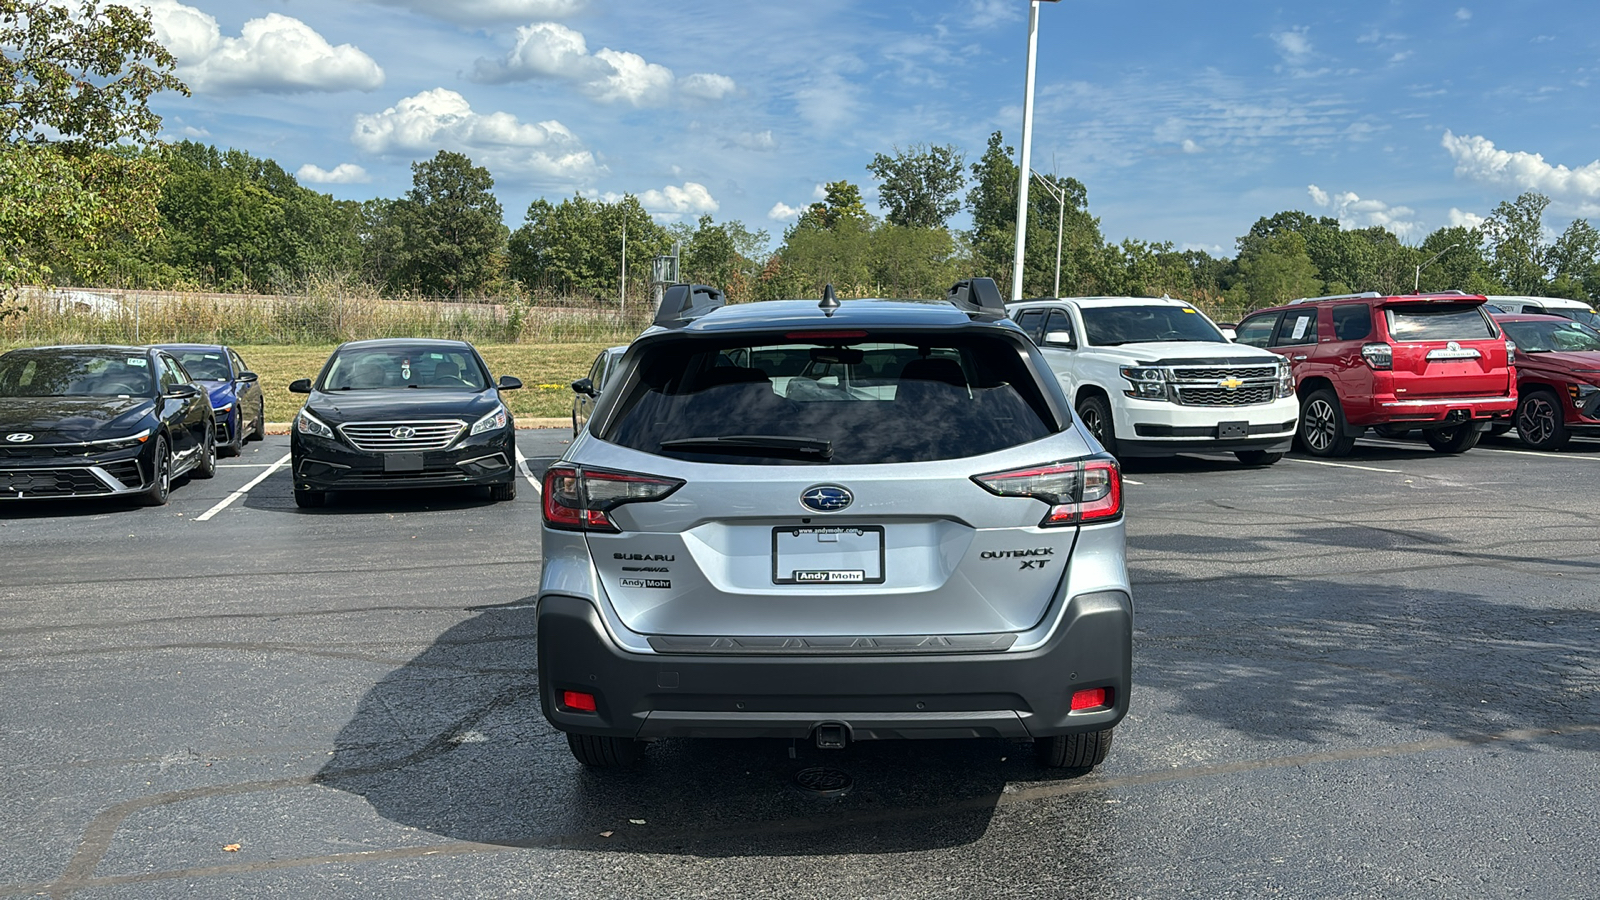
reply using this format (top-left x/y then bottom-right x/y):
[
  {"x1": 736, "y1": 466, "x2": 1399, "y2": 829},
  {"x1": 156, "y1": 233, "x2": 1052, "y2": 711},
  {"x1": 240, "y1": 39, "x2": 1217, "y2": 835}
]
[{"x1": 1234, "y1": 292, "x2": 1517, "y2": 456}]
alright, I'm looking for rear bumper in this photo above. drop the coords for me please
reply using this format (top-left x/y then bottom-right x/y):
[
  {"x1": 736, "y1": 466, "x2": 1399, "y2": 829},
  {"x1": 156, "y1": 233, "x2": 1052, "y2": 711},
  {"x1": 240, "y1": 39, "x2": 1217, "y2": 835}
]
[
  {"x1": 536, "y1": 589, "x2": 1132, "y2": 742},
  {"x1": 1355, "y1": 396, "x2": 1516, "y2": 426}
]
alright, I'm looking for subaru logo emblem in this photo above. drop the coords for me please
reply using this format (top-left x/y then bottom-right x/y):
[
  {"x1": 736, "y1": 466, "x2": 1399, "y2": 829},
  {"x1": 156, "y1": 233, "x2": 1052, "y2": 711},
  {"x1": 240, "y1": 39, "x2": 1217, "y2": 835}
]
[
  {"x1": 390, "y1": 426, "x2": 416, "y2": 439},
  {"x1": 5, "y1": 433, "x2": 34, "y2": 443},
  {"x1": 801, "y1": 485, "x2": 853, "y2": 513}
]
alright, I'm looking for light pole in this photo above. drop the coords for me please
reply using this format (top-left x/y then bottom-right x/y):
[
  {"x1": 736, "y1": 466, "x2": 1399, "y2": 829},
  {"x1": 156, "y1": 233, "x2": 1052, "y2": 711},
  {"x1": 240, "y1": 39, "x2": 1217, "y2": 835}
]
[
  {"x1": 1031, "y1": 167, "x2": 1066, "y2": 297},
  {"x1": 1414, "y1": 243, "x2": 1460, "y2": 293},
  {"x1": 1010, "y1": 0, "x2": 1063, "y2": 301}
]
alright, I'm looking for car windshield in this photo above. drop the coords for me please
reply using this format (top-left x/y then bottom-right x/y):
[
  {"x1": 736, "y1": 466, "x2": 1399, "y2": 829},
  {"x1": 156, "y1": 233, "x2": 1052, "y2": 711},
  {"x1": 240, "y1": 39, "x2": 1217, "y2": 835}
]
[
  {"x1": 1500, "y1": 319, "x2": 1600, "y2": 353},
  {"x1": 0, "y1": 350, "x2": 155, "y2": 397},
  {"x1": 321, "y1": 346, "x2": 488, "y2": 391},
  {"x1": 1545, "y1": 307, "x2": 1600, "y2": 329},
  {"x1": 1386, "y1": 304, "x2": 1495, "y2": 341},
  {"x1": 603, "y1": 334, "x2": 1056, "y2": 465},
  {"x1": 1080, "y1": 305, "x2": 1226, "y2": 345},
  {"x1": 171, "y1": 351, "x2": 231, "y2": 381}
]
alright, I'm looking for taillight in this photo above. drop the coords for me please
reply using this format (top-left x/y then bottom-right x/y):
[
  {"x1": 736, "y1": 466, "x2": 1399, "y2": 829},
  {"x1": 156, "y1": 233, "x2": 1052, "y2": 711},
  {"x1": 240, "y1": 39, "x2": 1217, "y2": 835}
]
[
  {"x1": 972, "y1": 458, "x2": 1122, "y2": 527},
  {"x1": 541, "y1": 465, "x2": 684, "y2": 532},
  {"x1": 1361, "y1": 342, "x2": 1393, "y2": 370}
]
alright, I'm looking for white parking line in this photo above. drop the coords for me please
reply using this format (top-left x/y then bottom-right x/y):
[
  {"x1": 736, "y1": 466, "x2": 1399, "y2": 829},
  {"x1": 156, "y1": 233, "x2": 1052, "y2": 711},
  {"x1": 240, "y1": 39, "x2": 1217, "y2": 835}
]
[
  {"x1": 1360, "y1": 437, "x2": 1600, "y2": 462},
  {"x1": 217, "y1": 463, "x2": 280, "y2": 468},
  {"x1": 514, "y1": 449, "x2": 543, "y2": 494},
  {"x1": 195, "y1": 452, "x2": 291, "y2": 521},
  {"x1": 1283, "y1": 458, "x2": 1406, "y2": 474},
  {"x1": 1122, "y1": 478, "x2": 1144, "y2": 486}
]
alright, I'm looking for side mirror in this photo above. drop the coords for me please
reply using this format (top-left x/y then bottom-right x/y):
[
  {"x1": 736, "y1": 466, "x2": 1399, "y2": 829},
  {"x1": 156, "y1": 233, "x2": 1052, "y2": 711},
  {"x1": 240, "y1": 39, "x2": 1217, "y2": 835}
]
[
  {"x1": 1043, "y1": 331, "x2": 1077, "y2": 350},
  {"x1": 236, "y1": 371, "x2": 259, "y2": 383},
  {"x1": 496, "y1": 375, "x2": 523, "y2": 391},
  {"x1": 571, "y1": 377, "x2": 597, "y2": 398},
  {"x1": 288, "y1": 378, "x2": 313, "y2": 394},
  {"x1": 166, "y1": 383, "x2": 201, "y2": 399}
]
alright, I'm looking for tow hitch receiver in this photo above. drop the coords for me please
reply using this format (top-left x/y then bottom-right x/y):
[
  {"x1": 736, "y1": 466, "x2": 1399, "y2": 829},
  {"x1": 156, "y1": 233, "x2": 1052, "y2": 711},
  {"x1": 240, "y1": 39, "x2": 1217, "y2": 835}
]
[{"x1": 813, "y1": 723, "x2": 848, "y2": 749}]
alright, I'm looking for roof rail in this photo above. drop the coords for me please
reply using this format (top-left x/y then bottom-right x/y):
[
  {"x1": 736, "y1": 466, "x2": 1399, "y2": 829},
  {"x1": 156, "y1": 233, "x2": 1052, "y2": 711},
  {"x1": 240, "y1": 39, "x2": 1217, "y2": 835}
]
[
  {"x1": 1288, "y1": 291, "x2": 1382, "y2": 305},
  {"x1": 653, "y1": 283, "x2": 726, "y2": 328},
  {"x1": 946, "y1": 277, "x2": 1007, "y2": 320}
]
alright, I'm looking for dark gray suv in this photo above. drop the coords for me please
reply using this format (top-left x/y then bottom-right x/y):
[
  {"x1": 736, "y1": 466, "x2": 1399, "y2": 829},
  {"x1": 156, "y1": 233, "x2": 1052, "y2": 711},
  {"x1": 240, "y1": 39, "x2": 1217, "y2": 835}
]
[{"x1": 537, "y1": 279, "x2": 1132, "y2": 772}]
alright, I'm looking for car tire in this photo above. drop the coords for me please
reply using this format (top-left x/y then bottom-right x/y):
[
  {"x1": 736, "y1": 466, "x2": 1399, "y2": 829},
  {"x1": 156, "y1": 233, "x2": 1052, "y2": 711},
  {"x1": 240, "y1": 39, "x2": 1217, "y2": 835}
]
[
  {"x1": 1371, "y1": 424, "x2": 1412, "y2": 439},
  {"x1": 488, "y1": 479, "x2": 517, "y2": 502},
  {"x1": 294, "y1": 487, "x2": 327, "y2": 509},
  {"x1": 193, "y1": 427, "x2": 217, "y2": 479},
  {"x1": 1298, "y1": 389, "x2": 1357, "y2": 457},
  {"x1": 248, "y1": 398, "x2": 266, "y2": 442},
  {"x1": 1424, "y1": 424, "x2": 1481, "y2": 453},
  {"x1": 566, "y1": 732, "x2": 644, "y2": 768},
  {"x1": 1075, "y1": 394, "x2": 1118, "y2": 457},
  {"x1": 1235, "y1": 450, "x2": 1283, "y2": 466},
  {"x1": 1514, "y1": 389, "x2": 1571, "y2": 451},
  {"x1": 139, "y1": 436, "x2": 171, "y2": 507},
  {"x1": 1036, "y1": 727, "x2": 1114, "y2": 770}
]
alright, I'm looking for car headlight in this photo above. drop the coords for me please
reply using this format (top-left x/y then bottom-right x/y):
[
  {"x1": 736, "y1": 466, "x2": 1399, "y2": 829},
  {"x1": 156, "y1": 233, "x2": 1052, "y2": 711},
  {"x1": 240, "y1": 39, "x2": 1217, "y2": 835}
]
[
  {"x1": 471, "y1": 404, "x2": 509, "y2": 436},
  {"x1": 1276, "y1": 358, "x2": 1294, "y2": 399},
  {"x1": 296, "y1": 409, "x2": 334, "y2": 439},
  {"x1": 91, "y1": 428, "x2": 154, "y2": 450},
  {"x1": 1120, "y1": 366, "x2": 1170, "y2": 401},
  {"x1": 214, "y1": 402, "x2": 234, "y2": 412}
]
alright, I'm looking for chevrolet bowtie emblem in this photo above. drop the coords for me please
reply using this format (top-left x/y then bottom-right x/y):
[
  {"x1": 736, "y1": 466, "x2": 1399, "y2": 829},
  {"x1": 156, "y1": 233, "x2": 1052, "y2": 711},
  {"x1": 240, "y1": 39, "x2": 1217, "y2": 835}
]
[{"x1": 1219, "y1": 377, "x2": 1243, "y2": 390}]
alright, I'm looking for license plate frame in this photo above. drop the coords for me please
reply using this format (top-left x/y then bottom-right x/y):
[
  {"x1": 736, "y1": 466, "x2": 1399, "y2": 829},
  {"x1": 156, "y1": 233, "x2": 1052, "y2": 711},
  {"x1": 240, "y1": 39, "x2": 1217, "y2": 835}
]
[
  {"x1": 383, "y1": 452, "x2": 424, "y2": 472},
  {"x1": 772, "y1": 525, "x2": 885, "y2": 585}
]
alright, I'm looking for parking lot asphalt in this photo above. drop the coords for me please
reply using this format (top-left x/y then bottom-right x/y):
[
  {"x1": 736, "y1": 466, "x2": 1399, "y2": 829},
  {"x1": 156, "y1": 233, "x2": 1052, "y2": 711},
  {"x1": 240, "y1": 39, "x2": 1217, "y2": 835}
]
[{"x1": 3, "y1": 429, "x2": 1599, "y2": 898}]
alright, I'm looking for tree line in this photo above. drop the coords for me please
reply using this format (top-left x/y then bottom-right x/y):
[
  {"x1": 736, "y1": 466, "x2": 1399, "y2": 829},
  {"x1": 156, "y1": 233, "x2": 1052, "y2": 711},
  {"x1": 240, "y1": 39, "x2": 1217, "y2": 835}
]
[{"x1": 5, "y1": 0, "x2": 1600, "y2": 321}]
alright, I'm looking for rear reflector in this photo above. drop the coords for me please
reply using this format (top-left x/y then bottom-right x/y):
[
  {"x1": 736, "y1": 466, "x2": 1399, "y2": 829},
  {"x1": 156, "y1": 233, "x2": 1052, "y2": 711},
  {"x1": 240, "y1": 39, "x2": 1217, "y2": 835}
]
[
  {"x1": 561, "y1": 690, "x2": 597, "y2": 712},
  {"x1": 1071, "y1": 687, "x2": 1109, "y2": 711}
]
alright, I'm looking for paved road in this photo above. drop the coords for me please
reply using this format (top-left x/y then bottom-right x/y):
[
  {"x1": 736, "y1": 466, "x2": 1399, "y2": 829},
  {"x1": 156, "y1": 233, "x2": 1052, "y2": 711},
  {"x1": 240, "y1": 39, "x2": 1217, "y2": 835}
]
[{"x1": 2, "y1": 430, "x2": 1598, "y2": 898}]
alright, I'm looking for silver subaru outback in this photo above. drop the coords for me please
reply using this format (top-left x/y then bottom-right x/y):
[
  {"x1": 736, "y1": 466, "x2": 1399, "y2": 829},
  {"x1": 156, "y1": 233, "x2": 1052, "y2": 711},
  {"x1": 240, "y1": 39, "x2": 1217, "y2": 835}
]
[{"x1": 537, "y1": 278, "x2": 1132, "y2": 772}]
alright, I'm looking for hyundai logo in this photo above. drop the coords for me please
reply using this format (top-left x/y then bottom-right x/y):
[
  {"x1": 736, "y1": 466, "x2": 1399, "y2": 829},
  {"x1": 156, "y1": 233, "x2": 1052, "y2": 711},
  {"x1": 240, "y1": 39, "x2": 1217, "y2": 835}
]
[
  {"x1": 800, "y1": 485, "x2": 853, "y2": 513},
  {"x1": 390, "y1": 426, "x2": 416, "y2": 440},
  {"x1": 5, "y1": 433, "x2": 34, "y2": 443}
]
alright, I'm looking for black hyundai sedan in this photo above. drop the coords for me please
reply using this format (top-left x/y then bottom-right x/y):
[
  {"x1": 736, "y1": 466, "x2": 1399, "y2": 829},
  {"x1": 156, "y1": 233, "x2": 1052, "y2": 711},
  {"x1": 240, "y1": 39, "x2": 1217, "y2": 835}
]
[
  {"x1": 0, "y1": 345, "x2": 216, "y2": 504},
  {"x1": 288, "y1": 339, "x2": 522, "y2": 508}
]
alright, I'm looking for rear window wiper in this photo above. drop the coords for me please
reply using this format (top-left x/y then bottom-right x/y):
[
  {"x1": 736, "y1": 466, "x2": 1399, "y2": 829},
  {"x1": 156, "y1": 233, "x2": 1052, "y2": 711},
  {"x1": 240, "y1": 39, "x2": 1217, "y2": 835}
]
[{"x1": 659, "y1": 435, "x2": 833, "y2": 461}]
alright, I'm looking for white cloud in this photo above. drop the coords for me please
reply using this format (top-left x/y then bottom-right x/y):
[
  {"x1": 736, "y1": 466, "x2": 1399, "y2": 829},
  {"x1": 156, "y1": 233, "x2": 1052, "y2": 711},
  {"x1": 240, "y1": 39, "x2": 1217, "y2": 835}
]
[
  {"x1": 1448, "y1": 208, "x2": 1487, "y2": 229},
  {"x1": 362, "y1": 0, "x2": 586, "y2": 26},
  {"x1": 768, "y1": 202, "x2": 804, "y2": 222},
  {"x1": 1455, "y1": 8, "x2": 1473, "y2": 21},
  {"x1": 1181, "y1": 139, "x2": 1202, "y2": 154},
  {"x1": 639, "y1": 182, "x2": 719, "y2": 221},
  {"x1": 723, "y1": 130, "x2": 777, "y2": 152},
  {"x1": 1442, "y1": 130, "x2": 1600, "y2": 214},
  {"x1": 1272, "y1": 27, "x2": 1312, "y2": 62},
  {"x1": 1307, "y1": 184, "x2": 1422, "y2": 240},
  {"x1": 352, "y1": 89, "x2": 600, "y2": 180},
  {"x1": 966, "y1": 0, "x2": 1025, "y2": 29},
  {"x1": 811, "y1": 183, "x2": 830, "y2": 201},
  {"x1": 472, "y1": 22, "x2": 733, "y2": 107},
  {"x1": 141, "y1": 3, "x2": 382, "y2": 94},
  {"x1": 297, "y1": 163, "x2": 371, "y2": 184}
]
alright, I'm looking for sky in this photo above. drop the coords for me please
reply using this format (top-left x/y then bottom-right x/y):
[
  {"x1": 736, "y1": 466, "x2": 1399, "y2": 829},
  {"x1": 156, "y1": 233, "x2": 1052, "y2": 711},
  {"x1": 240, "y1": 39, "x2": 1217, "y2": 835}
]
[{"x1": 134, "y1": 0, "x2": 1600, "y2": 256}]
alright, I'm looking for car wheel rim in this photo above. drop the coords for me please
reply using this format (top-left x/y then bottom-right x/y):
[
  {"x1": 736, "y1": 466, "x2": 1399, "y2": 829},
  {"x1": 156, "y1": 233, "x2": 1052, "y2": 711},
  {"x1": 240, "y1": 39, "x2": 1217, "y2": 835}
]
[
  {"x1": 1304, "y1": 399, "x2": 1334, "y2": 451},
  {"x1": 1518, "y1": 398, "x2": 1554, "y2": 444},
  {"x1": 1082, "y1": 407, "x2": 1104, "y2": 439}
]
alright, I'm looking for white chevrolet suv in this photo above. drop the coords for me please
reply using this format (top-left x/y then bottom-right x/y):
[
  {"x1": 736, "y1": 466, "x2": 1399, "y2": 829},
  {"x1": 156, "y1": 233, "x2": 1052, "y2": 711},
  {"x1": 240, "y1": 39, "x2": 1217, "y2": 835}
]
[{"x1": 1008, "y1": 297, "x2": 1299, "y2": 465}]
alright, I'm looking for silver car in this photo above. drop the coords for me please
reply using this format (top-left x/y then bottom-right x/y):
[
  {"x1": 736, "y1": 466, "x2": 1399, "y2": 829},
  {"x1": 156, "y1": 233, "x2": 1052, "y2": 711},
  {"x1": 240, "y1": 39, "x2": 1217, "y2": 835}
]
[{"x1": 537, "y1": 279, "x2": 1132, "y2": 772}]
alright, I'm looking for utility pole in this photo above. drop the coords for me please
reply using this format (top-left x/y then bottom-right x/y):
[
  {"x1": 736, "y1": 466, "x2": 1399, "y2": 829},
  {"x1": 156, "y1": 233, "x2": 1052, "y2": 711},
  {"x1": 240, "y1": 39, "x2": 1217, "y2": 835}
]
[{"x1": 1009, "y1": 0, "x2": 1062, "y2": 301}]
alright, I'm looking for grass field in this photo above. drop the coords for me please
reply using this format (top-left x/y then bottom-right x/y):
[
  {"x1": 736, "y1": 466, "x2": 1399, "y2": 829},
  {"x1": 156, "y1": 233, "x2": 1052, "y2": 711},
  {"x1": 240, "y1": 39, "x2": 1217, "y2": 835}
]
[{"x1": 236, "y1": 342, "x2": 617, "y2": 423}]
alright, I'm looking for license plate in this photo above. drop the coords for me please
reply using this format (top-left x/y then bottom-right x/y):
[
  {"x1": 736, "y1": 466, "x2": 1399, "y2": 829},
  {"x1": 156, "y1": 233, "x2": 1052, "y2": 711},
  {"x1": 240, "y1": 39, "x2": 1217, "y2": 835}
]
[
  {"x1": 1217, "y1": 421, "x2": 1249, "y2": 439},
  {"x1": 772, "y1": 525, "x2": 885, "y2": 584},
  {"x1": 384, "y1": 453, "x2": 424, "y2": 472}
]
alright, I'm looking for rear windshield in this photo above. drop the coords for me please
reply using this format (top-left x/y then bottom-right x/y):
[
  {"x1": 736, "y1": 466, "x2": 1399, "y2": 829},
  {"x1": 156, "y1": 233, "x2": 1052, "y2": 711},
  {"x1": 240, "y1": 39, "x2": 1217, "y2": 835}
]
[
  {"x1": 1385, "y1": 304, "x2": 1495, "y2": 341},
  {"x1": 1080, "y1": 305, "x2": 1226, "y2": 345},
  {"x1": 602, "y1": 333, "x2": 1057, "y2": 465}
]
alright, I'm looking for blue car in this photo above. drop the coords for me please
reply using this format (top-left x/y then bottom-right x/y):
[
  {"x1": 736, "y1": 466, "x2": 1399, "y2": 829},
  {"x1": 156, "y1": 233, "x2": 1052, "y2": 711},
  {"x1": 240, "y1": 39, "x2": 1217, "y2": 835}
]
[{"x1": 155, "y1": 344, "x2": 266, "y2": 457}]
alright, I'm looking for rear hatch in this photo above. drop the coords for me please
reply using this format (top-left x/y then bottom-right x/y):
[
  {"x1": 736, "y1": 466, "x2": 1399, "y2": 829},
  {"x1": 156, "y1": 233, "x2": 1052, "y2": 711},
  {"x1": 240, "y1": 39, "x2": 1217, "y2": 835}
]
[
  {"x1": 553, "y1": 325, "x2": 1114, "y2": 642},
  {"x1": 1379, "y1": 299, "x2": 1511, "y2": 399}
]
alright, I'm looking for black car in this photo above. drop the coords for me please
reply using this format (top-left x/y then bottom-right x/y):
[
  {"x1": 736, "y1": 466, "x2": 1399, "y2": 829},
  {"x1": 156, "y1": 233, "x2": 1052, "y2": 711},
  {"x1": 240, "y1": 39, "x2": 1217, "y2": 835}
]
[
  {"x1": 0, "y1": 345, "x2": 217, "y2": 505},
  {"x1": 154, "y1": 344, "x2": 266, "y2": 457},
  {"x1": 288, "y1": 339, "x2": 522, "y2": 508}
]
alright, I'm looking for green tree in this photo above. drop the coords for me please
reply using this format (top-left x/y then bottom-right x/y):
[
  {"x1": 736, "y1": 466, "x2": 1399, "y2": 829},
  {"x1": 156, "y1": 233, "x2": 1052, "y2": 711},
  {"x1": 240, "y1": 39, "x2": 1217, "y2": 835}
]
[
  {"x1": 866, "y1": 143, "x2": 965, "y2": 229},
  {"x1": 1415, "y1": 226, "x2": 1501, "y2": 295},
  {"x1": 1545, "y1": 218, "x2": 1600, "y2": 302},
  {"x1": 673, "y1": 215, "x2": 770, "y2": 302},
  {"x1": 963, "y1": 131, "x2": 1104, "y2": 297},
  {"x1": 386, "y1": 151, "x2": 506, "y2": 298},
  {"x1": 1230, "y1": 231, "x2": 1323, "y2": 309},
  {"x1": 507, "y1": 193, "x2": 670, "y2": 299},
  {"x1": 965, "y1": 131, "x2": 1018, "y2": 295},
  {"x1": 794, "y1": 180, "x2": 871, "y2": 232},
  {"x1": 1, "y1": 0, "x2": 186, "y2": 315},
  {"x1": 1482, "y1": 192, "x2": 1552, "y2": 296}
]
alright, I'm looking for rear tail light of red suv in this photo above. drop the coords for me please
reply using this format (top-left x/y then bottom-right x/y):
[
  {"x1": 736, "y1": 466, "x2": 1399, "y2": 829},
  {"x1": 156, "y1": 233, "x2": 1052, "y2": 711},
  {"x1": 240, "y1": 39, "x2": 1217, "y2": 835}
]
[{"x1": 1361, "y1": 343, "x2": 1393, "y2": 371}]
